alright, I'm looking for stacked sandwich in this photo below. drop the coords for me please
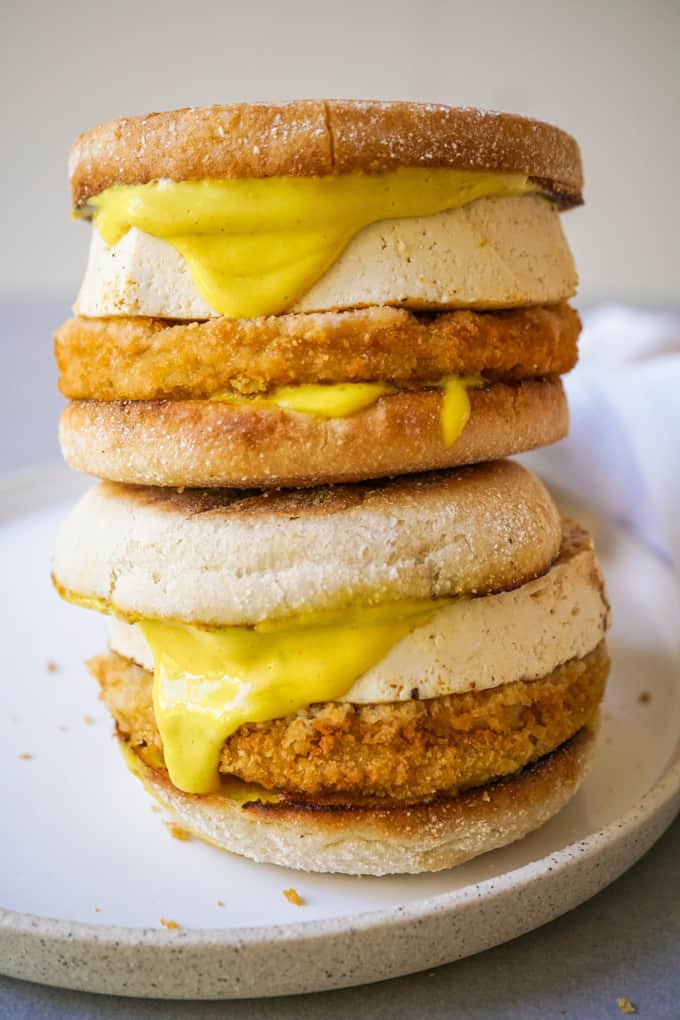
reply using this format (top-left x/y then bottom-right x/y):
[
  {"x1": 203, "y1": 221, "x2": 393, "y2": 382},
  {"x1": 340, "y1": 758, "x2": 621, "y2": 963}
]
[{"x1": 53, "y1": 101, "x2": 610, "y2": 875}]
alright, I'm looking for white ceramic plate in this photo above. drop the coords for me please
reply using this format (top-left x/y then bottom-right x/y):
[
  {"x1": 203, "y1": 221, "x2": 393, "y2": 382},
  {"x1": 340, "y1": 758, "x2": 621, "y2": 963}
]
[{"x1": 0, "y1": 464, "x2": 678, "y2": 999}]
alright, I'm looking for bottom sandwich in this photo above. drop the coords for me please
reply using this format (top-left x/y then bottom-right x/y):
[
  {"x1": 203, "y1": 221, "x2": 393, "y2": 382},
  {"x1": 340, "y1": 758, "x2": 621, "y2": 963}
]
[{"x1": 53, "y1": 461, "x2": 610, "y2": 875}]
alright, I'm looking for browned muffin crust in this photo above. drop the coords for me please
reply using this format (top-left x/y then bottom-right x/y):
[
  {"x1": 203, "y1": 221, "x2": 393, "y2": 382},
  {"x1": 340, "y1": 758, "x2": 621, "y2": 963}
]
[
  {"x1": 91, "y1": 642, "x2": 608, "y2": 802},
  {"x1": 128, "y1": 724, "x2": 597, "y2": 874},
  {"x1": 54, "y1": 468, "x2": 567, "y2": 619},
  {"x1": 55, "y1": 302, "x2": 580, "y2": 401},
  {"x1": 59, "y1": 378, "x2": 568, "y2": 488},
  {"x1": 70, "y1": 101, "x2": 583, "y2": 208}
]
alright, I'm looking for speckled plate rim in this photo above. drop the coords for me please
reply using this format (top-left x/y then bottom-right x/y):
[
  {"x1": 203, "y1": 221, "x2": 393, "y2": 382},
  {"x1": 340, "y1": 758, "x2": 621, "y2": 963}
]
[
  {"x1": 2, "y1": 755, "x2": 679, "y2": 998},
  {"x1": 0, "y1": 463, "x2": 679, "y2": 999}
]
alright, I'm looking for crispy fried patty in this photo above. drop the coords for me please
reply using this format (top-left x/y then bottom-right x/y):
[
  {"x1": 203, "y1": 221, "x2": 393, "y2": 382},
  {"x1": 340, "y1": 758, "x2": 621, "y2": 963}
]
[
  {"x1": 90, "y1": 641, "x2": 608, "y2": 802},
  {"x1": 56, "y1": 302, "x2": 579, "y2": 400}
]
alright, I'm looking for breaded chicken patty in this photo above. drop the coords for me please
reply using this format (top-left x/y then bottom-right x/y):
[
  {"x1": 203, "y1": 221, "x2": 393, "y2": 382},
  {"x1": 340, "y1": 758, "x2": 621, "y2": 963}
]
[
  {"x1": 56, "y1": 302, "x2": 579, "y2": 400},
  {"x1": 91, "y1": 641, "x2": 608, "y2": 803}
]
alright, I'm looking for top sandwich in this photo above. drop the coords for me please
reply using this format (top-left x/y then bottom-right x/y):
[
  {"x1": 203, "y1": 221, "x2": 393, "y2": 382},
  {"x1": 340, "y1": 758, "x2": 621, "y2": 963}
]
[{"x1": 56, "y1": 100, "x2": 584, "y2": 488}]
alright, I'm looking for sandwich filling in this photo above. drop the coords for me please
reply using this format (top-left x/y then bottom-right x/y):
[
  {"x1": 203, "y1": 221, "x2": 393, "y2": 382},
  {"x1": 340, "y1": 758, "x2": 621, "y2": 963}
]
[
  {"x1": 65, "y1": 169, "x2": 578, "y2": 485},
  {"x1": 57, "y1": 523, "x2": 609, "y2": 795},
  {"x1": 93, "y1": 645, "x2": 608, "y2": 803},
  {"x1": 77, "y1": 194, "x2": 576, "y2": 320},
  {"x1": 80, "y1": 168, "x2": 540, "y2": 318}
]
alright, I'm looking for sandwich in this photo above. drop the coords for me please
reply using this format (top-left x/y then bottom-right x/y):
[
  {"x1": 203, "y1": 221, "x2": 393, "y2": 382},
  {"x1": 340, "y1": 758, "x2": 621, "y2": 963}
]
[
  {"x1": 55, "y1": 101, "x2": 583, "y2": 488},
  {"x1": 52, "y1": 461, "x2": 610, "y2": 875},
  {"x1": 52, "y1": 100, "x2": 608, "y2": 875}
]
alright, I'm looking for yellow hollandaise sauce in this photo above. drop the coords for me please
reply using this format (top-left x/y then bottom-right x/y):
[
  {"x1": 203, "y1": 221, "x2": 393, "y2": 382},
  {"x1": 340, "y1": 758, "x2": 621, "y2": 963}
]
[
  {"x1": 119, "y1": 740, "x2": 280, "y2": 809},
  {"x1": 212, "y1": 380, "x2": 394, "y2": 417},
  {"x1": 211, "y1": 380, "x2": 394, "y2": 417},
  {"x1": 211, "y1": 375, "x2": 485, "y2": 447},
  {"x1": 86, "y1": 168, "x2": 539, "y2": 318},
  {"x1": 439, "y1": 376, "x2": 486, "y2": 447},
  {"x1": 136, "y1": 599, "x2": 445, "y2": 794}
]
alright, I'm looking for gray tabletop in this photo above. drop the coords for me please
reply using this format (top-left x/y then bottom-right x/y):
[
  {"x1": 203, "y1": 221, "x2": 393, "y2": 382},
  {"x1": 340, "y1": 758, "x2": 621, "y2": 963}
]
[{"x1": 1, "y1": 298, "x2": 678, "y2": 1019}]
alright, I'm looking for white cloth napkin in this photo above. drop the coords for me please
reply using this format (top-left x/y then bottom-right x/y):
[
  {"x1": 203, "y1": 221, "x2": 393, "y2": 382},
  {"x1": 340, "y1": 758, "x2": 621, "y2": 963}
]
[{"x1": 523, "y1": 304, "x2": 680, "y2": 571}]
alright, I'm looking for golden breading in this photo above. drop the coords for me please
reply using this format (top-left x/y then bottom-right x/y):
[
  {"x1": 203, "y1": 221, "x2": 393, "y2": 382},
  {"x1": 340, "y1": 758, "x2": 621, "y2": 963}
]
[
  {"x1": 55, "y1": 302, "x2": 580, "y2": 400},
  {"x1": 90, "y1": 642, "x2": 608, "y2": 802}
]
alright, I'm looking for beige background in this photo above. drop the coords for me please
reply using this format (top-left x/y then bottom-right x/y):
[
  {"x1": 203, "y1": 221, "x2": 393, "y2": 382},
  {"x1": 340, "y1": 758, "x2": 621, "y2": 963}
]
[{"x1": 2, "y1": 0, "x2": 679, "y2": 305}]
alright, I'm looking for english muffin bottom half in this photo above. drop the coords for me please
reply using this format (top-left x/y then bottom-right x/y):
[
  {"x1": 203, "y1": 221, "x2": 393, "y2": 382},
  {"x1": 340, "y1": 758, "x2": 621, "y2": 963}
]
[
  {"x1": 57, "y1": 100, "x2": 583, "y2": 487},
  {"x1": 53, "y1": 461, "x2": 610, "y2": 875}
]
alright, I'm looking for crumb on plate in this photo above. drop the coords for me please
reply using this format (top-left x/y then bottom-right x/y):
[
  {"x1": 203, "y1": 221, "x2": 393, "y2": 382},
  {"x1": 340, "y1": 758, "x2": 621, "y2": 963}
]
[
  {"x1": 617, "y1": 998, "x2": 637, "y2": 1015},
  {"x1": 283, "y1": 888, "x2": 305, "y2": 906},
  {"x1": 164, "y1": 821, "x2": 191, "y2": 842},
  {"x1": 160, "y1": 917, "x2": 181, "y2": 930}
]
